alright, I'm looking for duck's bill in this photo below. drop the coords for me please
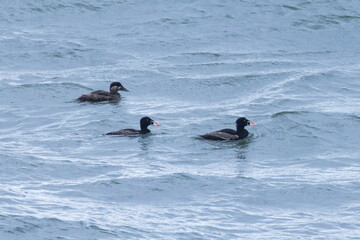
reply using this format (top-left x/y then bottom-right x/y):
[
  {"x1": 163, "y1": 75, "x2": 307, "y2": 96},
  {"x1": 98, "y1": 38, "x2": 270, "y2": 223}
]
[
  {"x1": 248, "y1": 121, "x2": 256, "y2": 126},
  {"x1": 152, "y1": 121, "x2": 160, "y2": 126},
  {"x1": 120, "y1": 87, "x2": 129, "y2": 92}
]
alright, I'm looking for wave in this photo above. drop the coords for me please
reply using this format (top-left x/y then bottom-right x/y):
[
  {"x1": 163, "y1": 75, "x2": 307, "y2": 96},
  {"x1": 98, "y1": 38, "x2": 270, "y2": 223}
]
[{"x1": 271, "y1": 111, "x2": 306, "y2": 118}]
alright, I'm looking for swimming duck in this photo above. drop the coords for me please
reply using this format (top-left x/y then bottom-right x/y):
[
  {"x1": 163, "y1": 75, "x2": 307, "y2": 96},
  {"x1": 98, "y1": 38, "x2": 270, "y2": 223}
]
[
  {"x1": 77, "y1": 82, "x2": 128, "y2": 102},
  {"x1": 200, "y1": 117, "x2": 255, "y2": 140},
  {"x1": 106, "y1": 117, "x2": 160, "y2": 135}
]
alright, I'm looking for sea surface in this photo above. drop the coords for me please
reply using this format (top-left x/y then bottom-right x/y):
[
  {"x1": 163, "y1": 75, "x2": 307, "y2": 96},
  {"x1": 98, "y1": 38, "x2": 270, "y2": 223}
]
[{"x1": 1, "y1": 0, "x2": 360, "y2": 239}]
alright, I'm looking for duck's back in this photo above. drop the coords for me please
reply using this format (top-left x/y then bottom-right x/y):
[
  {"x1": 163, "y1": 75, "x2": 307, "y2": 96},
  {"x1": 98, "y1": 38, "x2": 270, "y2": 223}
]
[
  {"x1": 77, "y1": 90, "x2": 119, "y2": 102},
  {"x1": 106, "y1": 128, "x2": 140, "y2": 135},
  {"x1": 218, "y1": 128, "x2": 237, "y2": 135},
  {"x1": 200, "y1": 130, "x2": 239, "y2": 141},
  {"x1": 200, "y1": 129, "x2": 248, "y2": 141}
]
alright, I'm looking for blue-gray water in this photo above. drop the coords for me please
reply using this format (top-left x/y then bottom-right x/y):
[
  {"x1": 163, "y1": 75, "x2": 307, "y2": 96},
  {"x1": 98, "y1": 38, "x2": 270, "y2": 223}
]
[{"x1": 1, "y1": 1, "x2": 360, "y2": 239}]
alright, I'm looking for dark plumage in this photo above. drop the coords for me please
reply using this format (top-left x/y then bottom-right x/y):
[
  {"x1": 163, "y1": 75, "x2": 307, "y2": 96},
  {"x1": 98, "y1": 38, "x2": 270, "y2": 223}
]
[
  {"x1": 77, "y1": 82, "x2": 128, "y2": 102},
  {"x1": 200, "y1": 117, "x2": 255, "y2": 141},
  {"x1": 106, "y1": 117, "x2": 160, "y2": 136}
]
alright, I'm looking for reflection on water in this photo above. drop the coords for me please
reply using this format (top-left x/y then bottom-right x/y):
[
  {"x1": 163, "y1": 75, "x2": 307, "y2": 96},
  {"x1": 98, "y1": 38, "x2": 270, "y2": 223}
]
[{"x1": 138, "y1": 134, "x2": 153, "y2": 152}]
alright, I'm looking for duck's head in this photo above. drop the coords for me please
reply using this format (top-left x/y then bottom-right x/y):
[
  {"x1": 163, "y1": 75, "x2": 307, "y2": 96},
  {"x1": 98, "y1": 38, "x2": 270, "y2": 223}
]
[
  {"x1": 140, "y1": 117, "x2": 160, "y2": 130},
  {"x1": 110, "y1": 82, "x2": 129, "y2": 93},
  {"x1": 236, "y1": 117, "x2": 255, "y2": 129}
]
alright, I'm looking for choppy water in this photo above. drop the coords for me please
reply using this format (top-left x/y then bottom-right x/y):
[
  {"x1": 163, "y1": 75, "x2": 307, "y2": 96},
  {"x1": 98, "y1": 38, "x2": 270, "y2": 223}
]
[{"x1": 1, "y1": 0, "x2": 360, "y2": 239}]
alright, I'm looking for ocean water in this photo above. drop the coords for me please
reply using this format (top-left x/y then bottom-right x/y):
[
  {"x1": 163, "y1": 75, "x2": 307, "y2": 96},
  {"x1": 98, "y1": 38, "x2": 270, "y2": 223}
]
[{"x1": 1, "y1": 0, "x2": 360, "y2": 239}]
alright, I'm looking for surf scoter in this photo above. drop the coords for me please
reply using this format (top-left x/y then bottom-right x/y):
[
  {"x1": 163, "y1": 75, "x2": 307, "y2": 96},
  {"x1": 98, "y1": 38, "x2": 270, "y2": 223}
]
[
  {"x1": 200, "y1": 117, "x2": 255, "y2": 141},
  {"x1": 106, "y1": 117, "x2": 160, "y2": 136},
  {"x1": 77, "y1": 82, "x2": 128, "y2": 102}
]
